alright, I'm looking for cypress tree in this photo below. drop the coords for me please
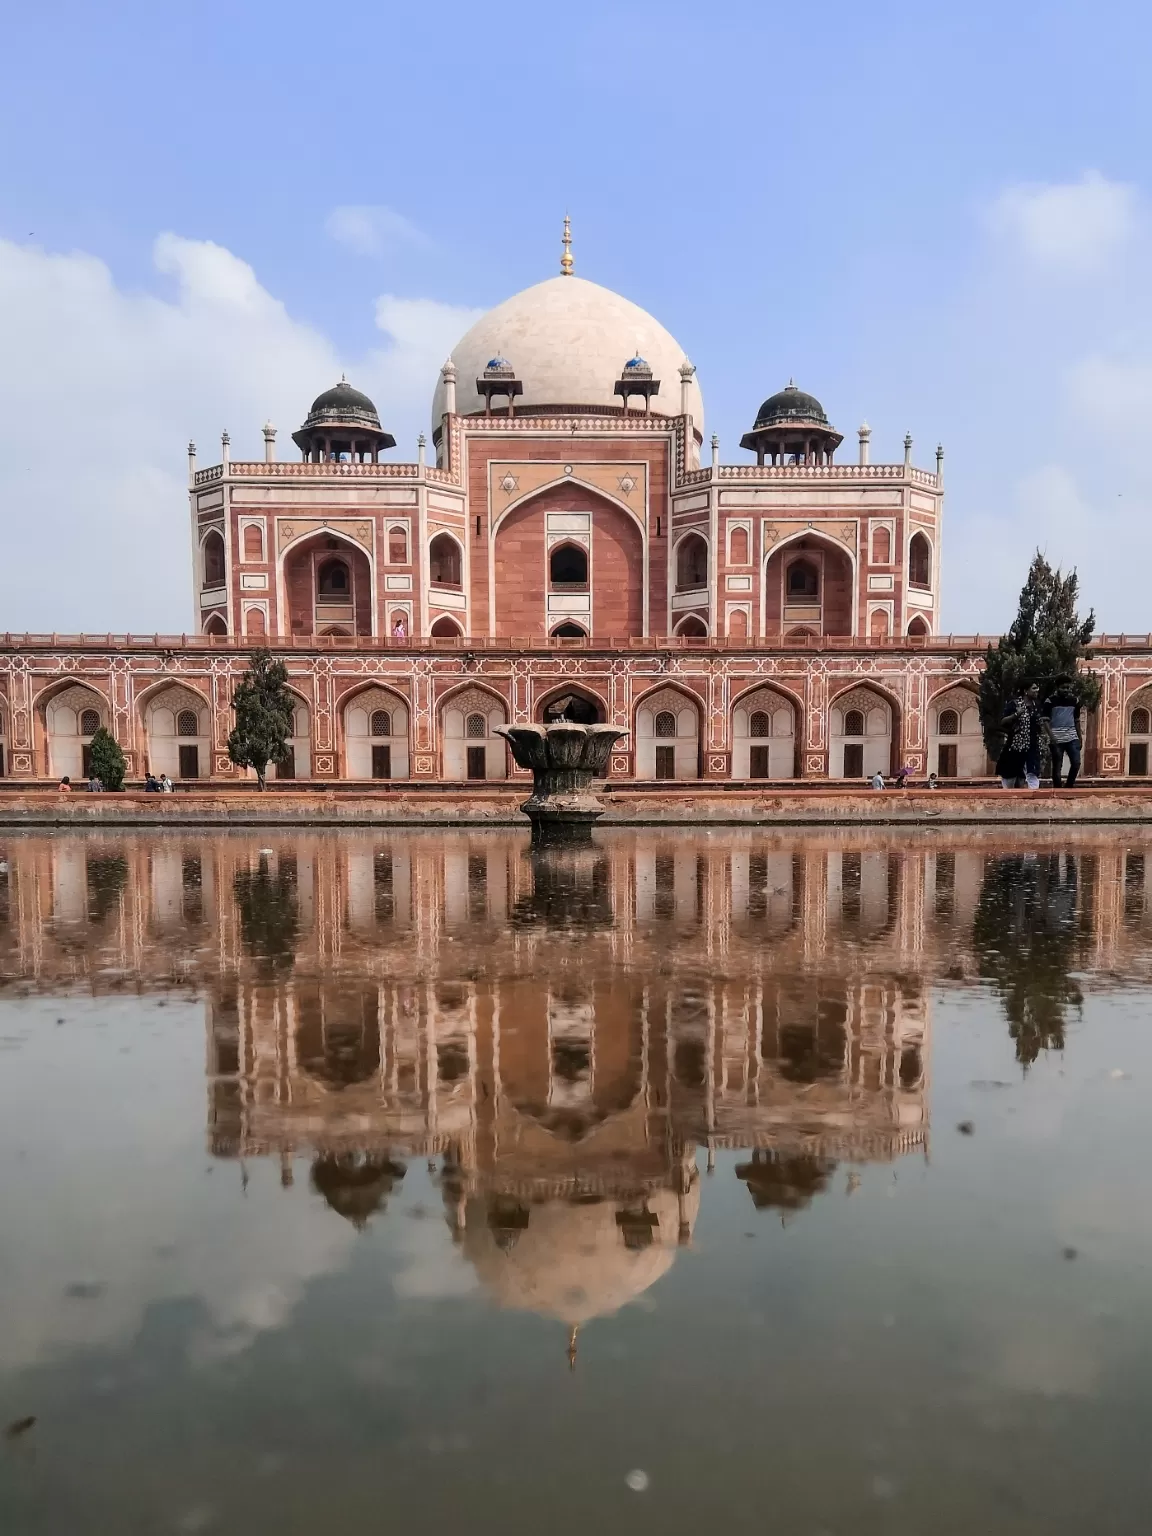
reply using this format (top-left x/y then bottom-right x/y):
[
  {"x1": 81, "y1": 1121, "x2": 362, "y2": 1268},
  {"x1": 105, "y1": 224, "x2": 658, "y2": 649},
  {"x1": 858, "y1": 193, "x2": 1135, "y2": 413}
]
[
  {"x1": 227, "y1": 648, "x2": 294, "y2": 790},
  {"x1": 87, "y1": 726, "x2": 127, "y2": 790},
  {"x1": 978, "y1": 552, "x2": 1101, "y2": 764}
]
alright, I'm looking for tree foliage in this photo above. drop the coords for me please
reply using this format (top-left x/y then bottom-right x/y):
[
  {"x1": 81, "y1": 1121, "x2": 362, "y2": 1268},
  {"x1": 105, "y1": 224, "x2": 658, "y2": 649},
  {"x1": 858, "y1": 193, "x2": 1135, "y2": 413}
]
[
  {"x1": 978, "y1": 552, "x2": 1101, "y2": 761},
  {"x1": 87, "y1": 726, "x2": 127, "y2": 790},
  {"x1": 227, "y1": 648, "x2": 294, "y2": 789}
]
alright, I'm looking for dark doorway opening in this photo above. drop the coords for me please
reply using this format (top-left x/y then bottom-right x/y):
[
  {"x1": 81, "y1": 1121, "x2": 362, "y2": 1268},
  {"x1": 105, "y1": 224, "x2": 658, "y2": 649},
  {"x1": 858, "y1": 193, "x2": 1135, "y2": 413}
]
[
  {"x1": 1130, "y1": 743, "x2": 1148, "y2": 776},
  {"x1": 843, "y1": 743, "x2": 864, "y2": 778},
  {"x1": 750, "y1": 745, "x2": 770, "y2": 779},
  {"x1": 466, "y1": 746, "x2": 486, "y2": 780},
  {"x1": 655, "y1": 745, "x2": 675, "y2": 780},
  {"x1": 276, "y1": 748, "x2": 296, "y2": 780},
  {"x1": 178, "y1": 745, "x2": 200, "y2": 779},
  {"x1": 371, "y1": 744, "x2": 392, "y2": 780},
  {"x1": 938, "y1": 743, "x2": 957, "y2": 779}
]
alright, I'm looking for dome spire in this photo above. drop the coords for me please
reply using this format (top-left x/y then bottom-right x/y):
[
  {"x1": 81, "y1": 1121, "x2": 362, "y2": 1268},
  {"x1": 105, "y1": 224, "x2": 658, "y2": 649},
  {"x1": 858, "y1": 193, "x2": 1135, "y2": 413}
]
[{"x1": 560, "y1": 213, "x2": 574, "y2": 277}]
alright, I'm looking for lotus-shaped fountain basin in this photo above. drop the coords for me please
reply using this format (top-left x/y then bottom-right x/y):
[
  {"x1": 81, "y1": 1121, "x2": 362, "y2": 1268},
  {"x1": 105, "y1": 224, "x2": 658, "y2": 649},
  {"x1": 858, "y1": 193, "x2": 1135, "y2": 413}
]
[{"x1": 496, "y1": 722, "x2": 625, "y2": 840}]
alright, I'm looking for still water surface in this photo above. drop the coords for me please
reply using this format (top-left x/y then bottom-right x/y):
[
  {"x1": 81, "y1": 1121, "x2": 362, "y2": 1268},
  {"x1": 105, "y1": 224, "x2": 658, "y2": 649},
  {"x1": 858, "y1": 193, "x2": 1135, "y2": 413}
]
[{"x1": 2, "y1": 828, "x2": 1152, "y2": 1534}]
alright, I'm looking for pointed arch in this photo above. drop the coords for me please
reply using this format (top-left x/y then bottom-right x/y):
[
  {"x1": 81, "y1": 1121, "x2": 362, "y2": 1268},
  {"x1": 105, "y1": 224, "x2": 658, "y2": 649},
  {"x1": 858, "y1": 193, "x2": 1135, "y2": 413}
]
[
  {"x1": 439, "y1": 682, "x2": 508, "y2": 781},
  {"x1": 763, "y1": 528, "x2": 857, "y2": 638},
  {"x1": 731, "y1": 681, "x2": 801, "y2": 780},
  {"x1": 37, "y1": 679, "x2": 112, "y2": 781},
  {"x1": 535, "y1": 683, "x2": 607, "y2": 725},
  {"x1": 927, "y1": 683, "x2": 983, "y2": 778},
  {"x1": 342, "y1": 682, "x2": 411, "y2": 780},
  {"x1": 491, "y1": 473, "x2": 645, "y2": 538},
  {"x1": 633, "y1": 683, "x2": 702, "y2": 780},
  {"x1": 430, "y1": 614, "x2": 464, "y2": 639},
  {"x1": 827, "y1": 680, "x2": 900, "y2": 779}
]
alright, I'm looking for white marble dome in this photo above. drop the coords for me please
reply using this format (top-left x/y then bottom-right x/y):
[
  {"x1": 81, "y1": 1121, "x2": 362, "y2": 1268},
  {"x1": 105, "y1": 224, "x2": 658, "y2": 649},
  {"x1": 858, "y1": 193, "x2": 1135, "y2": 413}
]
[{"x1": 432, "y1": 275, "x2": 704, "y2": 431}]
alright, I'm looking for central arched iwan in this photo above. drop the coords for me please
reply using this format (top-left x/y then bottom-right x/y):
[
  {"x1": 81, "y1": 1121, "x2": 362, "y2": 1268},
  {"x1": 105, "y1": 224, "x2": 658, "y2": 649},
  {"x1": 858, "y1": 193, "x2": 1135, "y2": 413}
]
[{"x1": 491, "y1": 483, "x2": 643, "y2": 639}]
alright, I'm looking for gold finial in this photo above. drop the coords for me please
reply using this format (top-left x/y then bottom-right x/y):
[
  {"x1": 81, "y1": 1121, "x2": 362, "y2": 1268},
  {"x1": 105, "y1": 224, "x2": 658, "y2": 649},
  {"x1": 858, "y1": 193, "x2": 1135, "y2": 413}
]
[
  {"x1": 560, "y1": 214, "x2": 574, "y2": 277},
  {"x1": 567, "y1": 1324, "x2": 579, "y2": 1370}
]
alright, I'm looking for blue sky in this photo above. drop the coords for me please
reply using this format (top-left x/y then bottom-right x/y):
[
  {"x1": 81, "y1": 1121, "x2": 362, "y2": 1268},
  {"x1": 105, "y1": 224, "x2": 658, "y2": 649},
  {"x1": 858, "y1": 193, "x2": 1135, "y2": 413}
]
[{"x1": 2, "y1": 0, "x2": 1150, "y2": 632}]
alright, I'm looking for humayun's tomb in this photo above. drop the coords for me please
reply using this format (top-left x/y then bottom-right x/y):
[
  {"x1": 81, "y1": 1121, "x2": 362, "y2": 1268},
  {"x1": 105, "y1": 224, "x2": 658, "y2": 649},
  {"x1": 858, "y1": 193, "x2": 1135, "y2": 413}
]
[{"x1": 3, "y1": 222, "x2": 1152, "y2": 787}]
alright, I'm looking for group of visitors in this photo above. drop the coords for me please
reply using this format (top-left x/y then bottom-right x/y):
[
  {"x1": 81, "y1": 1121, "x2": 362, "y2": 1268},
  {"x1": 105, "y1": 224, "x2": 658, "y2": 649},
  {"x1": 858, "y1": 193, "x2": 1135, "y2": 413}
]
[
  {"x1": 56, "y1": 774, "x2": 106, "y2": 793},
  {"x1": 870, "y1": 771, "x2": 941, "y2": 790},
  {"x1": 996, "y1": 679, "x2": 1081, "y2": 790},
  {"x1": 143, "y1": 773, "x2": 174, "y2": 793},
  {"x1": 56, "y1": 772, "x2": 174, "y2": 792}
]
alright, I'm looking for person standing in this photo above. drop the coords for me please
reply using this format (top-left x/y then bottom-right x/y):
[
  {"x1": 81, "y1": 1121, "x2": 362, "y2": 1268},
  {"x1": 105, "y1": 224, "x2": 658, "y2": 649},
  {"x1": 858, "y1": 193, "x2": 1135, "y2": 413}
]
[
  {"x1": 871, "y1": 771, "x2": 885, "y2": 790},
  {"x1": 1043, "y1": 680, "x2": 1081, "y2": 788},
  {"x1": 996, "y1": 683, "x2": 1042, "y2": 789}
]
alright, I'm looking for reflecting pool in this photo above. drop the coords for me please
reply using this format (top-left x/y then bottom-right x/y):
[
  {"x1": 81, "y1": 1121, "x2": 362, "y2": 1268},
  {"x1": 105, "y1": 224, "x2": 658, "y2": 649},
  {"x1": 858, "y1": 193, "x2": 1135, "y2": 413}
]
[{"x1": 2, "y1": 828, "x2": 1152, "y2": 1534}]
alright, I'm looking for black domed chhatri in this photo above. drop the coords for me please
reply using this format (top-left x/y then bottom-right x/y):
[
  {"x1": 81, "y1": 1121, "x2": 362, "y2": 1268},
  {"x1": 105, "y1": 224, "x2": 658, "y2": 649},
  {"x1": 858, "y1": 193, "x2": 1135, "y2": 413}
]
[
  {"x1": 740, "y1": 380, "x2": 843, "y2": 466},
  {"x1": 292, "y1": 377, "x2": 396, "y2": 461},
  {"x1": 752, "y1": 382, "x2": 828, "y2": 430}
]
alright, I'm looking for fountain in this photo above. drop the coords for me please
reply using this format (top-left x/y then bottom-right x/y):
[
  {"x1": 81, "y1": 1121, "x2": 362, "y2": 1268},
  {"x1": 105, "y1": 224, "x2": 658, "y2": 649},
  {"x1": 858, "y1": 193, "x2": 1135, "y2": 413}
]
[{"x1": 496, "y1": 722, "x2": 624, "y2": 843}]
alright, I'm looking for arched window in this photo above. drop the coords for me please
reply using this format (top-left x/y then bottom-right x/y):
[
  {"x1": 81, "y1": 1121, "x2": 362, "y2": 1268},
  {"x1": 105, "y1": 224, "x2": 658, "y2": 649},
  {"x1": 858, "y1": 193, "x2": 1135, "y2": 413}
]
[
  {"x1": 465, "y1": 712, "x2": 487, "y2": 739},
  {"x1": 203, "y1": 615, "x2": 227, "y2": 637},
  {"x1": 872, "y1": 526, "x2": 891, "y2": 564},
  {"x1": 549, "y1": 543, "x2": 588, "y2": 586},
  {"x1": 370, "y1": 709, "x2": 392, "y2": 738},
  {"x1": 909, "y1": 533, "x2": 931, "y2": 588},
  {"x1": 202, "y1": 530, "x2": 225, "y2": 588},
  {"x1": 317, "y1": 559, "x2": 350, "y2": 599},
  {"x1": 245, "y1": 607, "x2": 266, "y2": 637},
  {"x1": 844, "y1": 709, "x2": 865, "y2": 737},
  {"x1": 80, "y1": 708, "x2": 100, "y2": 736},
  {"x1": 907, "y1": 616, "x2": 930, "y2": 638},
  {"x1": 787, "y1": 559, "x2": 819, "y2": 599},
  {"x1": 242, "y1": 525, "x2": 263, "y2": 561},
  {"x1": 176, "y1": 709, "x2": 199, "y2": 737},
  {"x1": 675, "y1": 616, "x2": 708, "y2": 637},
  {"x1": 749, "y1": 710, "x2": 771, "y2": 738},
  {"x1": 430, "y1": 615, "x2": 463, "y2": 638},
  {"x1": 938, "y1": 709, "x2": 960, "y2": 736},
  {"x1": 676, "y1": 534, "x2": 708, "y2": 591},
  {"x1": 729, "y1": 526, "x2": 749, "y2": 565},
  {"x1": 429, "y1": 533, "x2": 462, "y2": 588},
  {"x1": 654, "y1": 711, "x2": 677, "y2": 738},
  {"x1": 388, "y1": 526, "x2": 408, "y2": 564},
  {"x1": 1132, "y1": 707, "x2": 1151, "y2": 735},
  {"x1": 869, "y1": 608, "x2": 890, "y2": 639},
  {"x1": 551, "y1": 622, "x2": 587, "y2": 639}
]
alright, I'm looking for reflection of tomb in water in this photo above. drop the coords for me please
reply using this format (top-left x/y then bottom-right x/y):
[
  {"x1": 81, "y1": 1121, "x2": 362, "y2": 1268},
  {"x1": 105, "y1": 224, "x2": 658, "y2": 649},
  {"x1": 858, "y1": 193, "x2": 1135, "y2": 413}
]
[{"x1": 310, "y1": 1152, "x2": 407, "y2": 1229}]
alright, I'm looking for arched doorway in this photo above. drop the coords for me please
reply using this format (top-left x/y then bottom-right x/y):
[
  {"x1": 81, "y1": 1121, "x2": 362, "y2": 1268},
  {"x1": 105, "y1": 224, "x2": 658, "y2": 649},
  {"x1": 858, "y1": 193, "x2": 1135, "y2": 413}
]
[
  {"x1": 201, "y1": 530, "x2": 225, "y2": 589},
  {"x1": 1127, "y1": 688, "x2": 1152, "y2": 775},
  {"x1": 635, "y1": 688, "x2": 700, "y2": 780},
  {"x1": 765, "y1": 535, "x2": 854, "y2": 636},
  {"x1": 928, "y1": 687, "x2": 985, "y2": 778},
  {"x1": 441, "y1": 688, "x2": 507, "y2": 780},
  {"x1": 43, "y1": 685, "x2": 108, "y2": 781},
  {"x1": 909, "y1": 532, "x2": 932, "y2": 589},
  {"x1": 430, "y1": 615, "x2": 464, "y2": 639},
  {"x1": 538, "y1": 688, "x2": 605, "y2": 725},
  {"x1": 907, "y1": 615, "x2": 930, "y2": 639},
  {"x1": 829, "y1": 687, "x2": 894, "y2": 778},
  {"x1": 143, "y1": 685, "x2": 210, "y2": 780},
  {"x1": 282, "y1": 532, "x2": 372, "y2": 637},
  {"x1": 344, "y1": 688, "x2": 410, "y2": 779},
  {"x1": 675, "y1": 533, "x2": 708, "y2": 592},
  {"x1": 732, "y1": 687, "x2": 797, "y2": 779}
]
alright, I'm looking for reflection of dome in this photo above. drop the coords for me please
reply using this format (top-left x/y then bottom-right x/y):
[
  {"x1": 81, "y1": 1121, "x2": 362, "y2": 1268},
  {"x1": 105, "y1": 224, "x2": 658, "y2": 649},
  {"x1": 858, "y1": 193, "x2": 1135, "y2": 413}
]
[
  {"x1": 734, "y1": 1150, "x2": 835, "y2": 1213},
  {"x1": 433, "y1": 276, "x2": 703, "y2": 429},
  {"x1": 462, "y1": 1182, "x2": 698, "y2": 1325},
  {"x1": 752, "y1": 382, "x2": 828, "y2": 430},
  {"x1": 310, "y1": 1152, "x2": 406, "y2": 1230}
]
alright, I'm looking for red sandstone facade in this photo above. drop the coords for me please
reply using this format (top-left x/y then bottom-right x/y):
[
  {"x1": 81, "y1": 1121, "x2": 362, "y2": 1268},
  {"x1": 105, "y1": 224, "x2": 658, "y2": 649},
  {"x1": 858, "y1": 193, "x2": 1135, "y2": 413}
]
[{"x1": 2, "y1": 251, "x2": 1151, "y2": 786}]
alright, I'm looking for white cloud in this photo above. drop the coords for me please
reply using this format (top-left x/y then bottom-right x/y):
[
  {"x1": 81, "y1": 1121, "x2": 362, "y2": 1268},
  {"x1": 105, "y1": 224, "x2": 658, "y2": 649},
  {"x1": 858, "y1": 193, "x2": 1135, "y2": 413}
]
[
  {"x1": 325, "y1": 204, "x2": 431, "y2": 257},
  {"x1": 987, "y1": 170, "x2": 1137, "y2": 274},
  {"x1": 0, "y1": 234, "x2": 479, "y2": 632}
]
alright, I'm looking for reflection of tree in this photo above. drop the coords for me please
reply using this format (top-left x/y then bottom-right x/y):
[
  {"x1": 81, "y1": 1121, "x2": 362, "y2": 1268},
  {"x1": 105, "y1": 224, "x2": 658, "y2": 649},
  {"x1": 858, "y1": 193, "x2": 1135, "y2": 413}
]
[
  {"x1": 310, "y1": 1153, "x2": 406, "y2": 1230},
  {"x1": 87, "y1": 854, "x2": 128, "y2": 922},
  {"x1": 972, "y1": 853, "x2": 1086, "y2": 1064},
  {"x1": 735, "y1": 1151, "x2": 836, "y2": 1212},
  {"x1": 233, "y1": 859, "x2": 298, "y2": 976}
]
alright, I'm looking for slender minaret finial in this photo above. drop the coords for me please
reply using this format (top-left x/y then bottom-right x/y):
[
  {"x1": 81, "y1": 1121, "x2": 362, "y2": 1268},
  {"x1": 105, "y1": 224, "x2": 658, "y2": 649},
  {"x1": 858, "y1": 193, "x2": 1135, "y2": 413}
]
[
  {"x1": 560, "y1": 214, "x2": 574, "y2": 277},
  {"x1": 567, "y1": 1324, "x2": 579, "y2": 1370}
]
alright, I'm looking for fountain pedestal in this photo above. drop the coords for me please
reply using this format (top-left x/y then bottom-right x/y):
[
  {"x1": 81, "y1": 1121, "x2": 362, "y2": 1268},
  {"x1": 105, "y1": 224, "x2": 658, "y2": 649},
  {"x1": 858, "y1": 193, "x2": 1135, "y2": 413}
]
[{"x1": 496, "y1": 723, "x2": 624, "y2": 843}]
